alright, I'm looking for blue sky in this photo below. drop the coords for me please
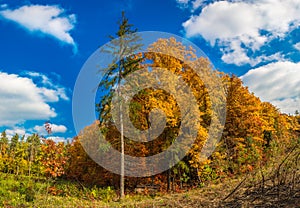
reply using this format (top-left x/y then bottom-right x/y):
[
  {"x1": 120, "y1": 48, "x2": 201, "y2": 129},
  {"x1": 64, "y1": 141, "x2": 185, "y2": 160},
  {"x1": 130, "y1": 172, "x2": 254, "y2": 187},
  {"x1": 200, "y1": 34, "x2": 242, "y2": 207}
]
[{"x1": 0, "y1": 0, "x2": 299, "y2": 141}]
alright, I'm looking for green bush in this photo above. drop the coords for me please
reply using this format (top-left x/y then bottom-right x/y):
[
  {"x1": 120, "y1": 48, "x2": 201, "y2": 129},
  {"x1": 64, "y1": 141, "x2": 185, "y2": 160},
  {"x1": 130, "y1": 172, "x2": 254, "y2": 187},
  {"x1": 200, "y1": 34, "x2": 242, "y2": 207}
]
[
  {"x1": 90, "y1": 186, "x2": 116, "y2": 202},
  {"x1": 18, "y1": 182, "x2": 35, "y2": 202}
]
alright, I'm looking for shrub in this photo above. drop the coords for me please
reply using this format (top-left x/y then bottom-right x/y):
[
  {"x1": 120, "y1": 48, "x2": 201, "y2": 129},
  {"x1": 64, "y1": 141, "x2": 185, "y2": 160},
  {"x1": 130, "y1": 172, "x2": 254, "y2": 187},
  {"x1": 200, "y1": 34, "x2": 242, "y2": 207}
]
[{"x1": 90, "y1": 186, "x2": 116, "y2": 202}]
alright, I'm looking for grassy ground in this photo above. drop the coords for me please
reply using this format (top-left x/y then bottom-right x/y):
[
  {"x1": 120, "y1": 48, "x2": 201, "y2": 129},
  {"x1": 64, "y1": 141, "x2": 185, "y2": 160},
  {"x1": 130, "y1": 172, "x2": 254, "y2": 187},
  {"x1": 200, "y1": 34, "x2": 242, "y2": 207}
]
[
  {"x1": 0, "y1": 143, "x2": 299, "y2": 207},
  {"x1": 0, "y1": 173, "x2": 237, "y2": 207}
]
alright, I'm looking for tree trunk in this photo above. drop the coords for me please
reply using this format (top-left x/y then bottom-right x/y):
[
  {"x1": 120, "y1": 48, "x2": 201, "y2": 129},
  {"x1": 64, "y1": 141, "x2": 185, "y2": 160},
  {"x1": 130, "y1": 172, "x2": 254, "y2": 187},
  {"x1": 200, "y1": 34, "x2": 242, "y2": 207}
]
[
  {"x1": 119, "y1": 62, "x2": 125, "y2": 199},
  {"x1": 179, "y1": 169, "x2": 183, "y2": 190},
  {"x1": 167, "y1": 168, "x2": 171, "y2": 192},
  {"x1": 120, "y1": 104, "x2": 125, "y2": 198}
]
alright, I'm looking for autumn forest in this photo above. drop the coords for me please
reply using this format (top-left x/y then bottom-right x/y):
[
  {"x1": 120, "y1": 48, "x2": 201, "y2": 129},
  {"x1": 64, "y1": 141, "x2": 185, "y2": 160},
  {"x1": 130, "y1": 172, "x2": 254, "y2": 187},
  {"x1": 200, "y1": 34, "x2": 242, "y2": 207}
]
[{"x1": 0, "y1": 14, "x2": 299, "y2": 207}]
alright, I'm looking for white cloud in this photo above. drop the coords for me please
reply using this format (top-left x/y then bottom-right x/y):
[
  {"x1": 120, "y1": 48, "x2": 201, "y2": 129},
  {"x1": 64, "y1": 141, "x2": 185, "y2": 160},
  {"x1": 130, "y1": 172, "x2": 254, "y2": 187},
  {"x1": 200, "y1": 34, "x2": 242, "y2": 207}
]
[
  {"x1": 220, "y1": 39, "x2": 251, "y2": 66},
  {"x1": 26, "y1": 71, "x2": 54, "y2": 87},
  {"x1": 294, "y1": 42, "x2": 300, "y2": 51},
  {"x1": 177, "y1": 0, "x2": 190, "y2": 3},
  {"x1": 6, "y1": 128, "x2": 26, "y2": 139},
  {"x1": 33, "y1": 123, "x2": 67, "y2": 135},
  {"x1": 176, "y1": 0, "x2": 208, "y2": 11},
  {"x1": 25, "y1": 71, "x2": 69, "y2": 102},
  {"x1": 182, "y1": 0, "x2": 300, "y2": 65},
  {"x1": 176, "y1": 0, "x2": 191, "y2": 9},
  {"x1": 0, "y1": 71, "x2": 68, "y2": 127},
  {"x1": 221, "y1": 43, "x2": 285, "y2": 66},
  {"x1": 192, "y1": 0, "x2": 204, "y2": 11},
  {"x1": 3, "y1": 126, "x2": 70, "y2": 142},
  {"x1": 241, "y1": 61, "x2": 300, "y2": 114},
  {"x1": 272, "y1": 98, "x2": 300, "y2": 115},
  {"x1": 0, "y1": 4, "x2": 77, "y2": 51},
  {"x1": 46, "y1": 136, "x2": 72, "y2": 143}
]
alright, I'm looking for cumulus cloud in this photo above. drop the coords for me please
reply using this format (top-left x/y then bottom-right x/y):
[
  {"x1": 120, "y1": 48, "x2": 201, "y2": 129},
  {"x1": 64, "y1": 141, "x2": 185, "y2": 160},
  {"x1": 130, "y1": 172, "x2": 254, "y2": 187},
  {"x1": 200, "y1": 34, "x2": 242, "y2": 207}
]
[
  {"x1": 33, "y1": 123, "x2": 67, "y2": 135},
  {"x1": 0, "y1": 71, "x2": 69, "y2": 127},
  {"x1": 241, "y1": 61, "x2": 300, "y2": 114},
  {"x1": 182, "y1": 0, "x2": 300, "y2": 65},
  {"x1": 0, "y1": 4, "x2": 77, "y2": 51}
]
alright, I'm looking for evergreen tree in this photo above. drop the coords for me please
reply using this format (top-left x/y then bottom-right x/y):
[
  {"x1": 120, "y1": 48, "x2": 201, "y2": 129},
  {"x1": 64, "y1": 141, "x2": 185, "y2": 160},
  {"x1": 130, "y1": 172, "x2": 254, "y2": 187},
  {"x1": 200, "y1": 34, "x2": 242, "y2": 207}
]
[
  {"x1": 10, "y1": 133, "x2": 19, "y2": 151},
  {"x1": 0, "y1": 131, "x2": 8, "y2": 155},
  {"x1": 97, "y1": 11, "x2": 142, "y2": 198},
  {"x1": 8, "y1": 133, "x2": 19, "y2": 174},
  {"x1": 0, "y1": 131, "x2": 9, "y2": 172}
]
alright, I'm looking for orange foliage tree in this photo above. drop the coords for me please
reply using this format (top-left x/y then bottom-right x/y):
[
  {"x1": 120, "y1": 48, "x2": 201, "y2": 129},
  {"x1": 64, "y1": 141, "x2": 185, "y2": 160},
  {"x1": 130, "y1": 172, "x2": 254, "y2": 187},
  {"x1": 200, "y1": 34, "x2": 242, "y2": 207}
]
[{"x1": 41, "y1": 140, "x2": 68, "y2": 178}]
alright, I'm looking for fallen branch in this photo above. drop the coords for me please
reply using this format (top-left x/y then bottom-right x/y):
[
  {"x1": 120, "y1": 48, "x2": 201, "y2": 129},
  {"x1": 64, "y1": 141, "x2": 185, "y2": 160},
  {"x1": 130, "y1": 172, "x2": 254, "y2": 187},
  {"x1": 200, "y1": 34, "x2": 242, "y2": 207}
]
[{"x1": 223, "y1": 175, "x2": 248, "y2": 201}]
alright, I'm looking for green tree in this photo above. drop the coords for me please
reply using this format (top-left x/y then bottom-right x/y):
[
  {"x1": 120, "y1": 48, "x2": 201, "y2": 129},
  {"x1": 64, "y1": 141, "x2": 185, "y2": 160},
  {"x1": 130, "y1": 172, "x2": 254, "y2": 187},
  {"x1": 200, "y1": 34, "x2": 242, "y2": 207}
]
[
  {"x1": 27, "y1": 134, "x2": 41, "y2": 176},
  {"x1": 0, "y1": 131, "x2": 8, "y2": 153},
  {"x1": 8, "y1": 133, "x2": 19, "y2": 174},
  {"x1": 0, "y1": 131, "x2": 9, "y2": 172},
  {"x1": 10, "y1": 133, "x2": 19, "y2": 152},
  {"x1": 97, "y1": 12, "x2": 142, "y2": 198},
  {"x1": 14, "y1": 135, "x2": 28, "y2": 175},
  {"x1": 6, "y1": 134, "x2": 29, "y2": 175}
]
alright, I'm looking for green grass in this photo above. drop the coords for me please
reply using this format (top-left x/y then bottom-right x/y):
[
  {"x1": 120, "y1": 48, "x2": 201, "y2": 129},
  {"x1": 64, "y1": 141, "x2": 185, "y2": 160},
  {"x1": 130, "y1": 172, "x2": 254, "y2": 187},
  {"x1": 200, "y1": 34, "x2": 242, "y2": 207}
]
[
  {"x1": 0, "y1": 143, "x2": 298, "y2": 208},
  {"x1": 0, "y1": 172, "x2": 239, "y2": 207},
  {"x1": 0, "y1": 173, "x2": 119, "y2": 207}
]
